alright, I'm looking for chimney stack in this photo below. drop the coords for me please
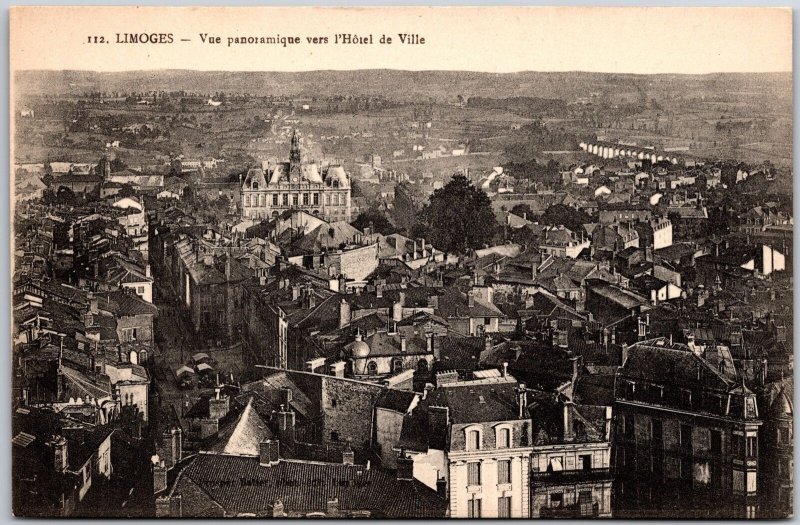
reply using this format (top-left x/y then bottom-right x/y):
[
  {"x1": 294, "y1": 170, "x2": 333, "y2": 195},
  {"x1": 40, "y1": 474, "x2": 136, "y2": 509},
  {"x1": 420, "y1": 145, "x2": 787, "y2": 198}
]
[
  {"x1": 397, "y1": 451, "x2": 414, "y2": 480},
  {"x1": 342, "y1": 440, "x2": 355, "y2": 465},
  {"x1": 153, "y1": 460, "x2": 168, "y2": 494},
  {"x1": 400, "y1": 335, "x2": 407, "y2": 353},
  {"x1": 272, "y1": 500, "x2": 285, "y2": 518},
  {"x1": 517, "y1": 383, "x2": 527, "y2": 419},
  {"x1": 338, "y1": 298, "x2": 351, "y2": 328},
  {"x1": 259, "y1": 440, "x2": 280, "y2": 467},
  {"x1": 53, "y1": 436, "x2": 68, "y2": 473},
  {"x1": 436, "y1": 475, "x2": 447, "y2": 499},
  {"x1": 326, "y1": 498, "x2": 340, "y2": 517}
]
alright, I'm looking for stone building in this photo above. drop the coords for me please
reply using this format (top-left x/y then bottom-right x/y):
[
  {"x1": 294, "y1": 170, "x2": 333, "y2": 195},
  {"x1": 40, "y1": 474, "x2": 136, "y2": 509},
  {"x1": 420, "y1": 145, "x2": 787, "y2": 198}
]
[
  {"x1": 614, "y1": 337, "x2": 763, "y2": 518},
  {"x1": 240, "y1": 131, "x2": 351, "y2": 222}
]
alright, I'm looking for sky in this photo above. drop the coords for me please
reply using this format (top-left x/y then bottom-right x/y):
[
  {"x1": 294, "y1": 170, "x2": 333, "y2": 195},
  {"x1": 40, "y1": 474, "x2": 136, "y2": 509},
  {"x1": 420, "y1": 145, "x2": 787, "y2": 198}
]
[{"x1": 10, "y1": 6, "x2": 793, "y2": 74}]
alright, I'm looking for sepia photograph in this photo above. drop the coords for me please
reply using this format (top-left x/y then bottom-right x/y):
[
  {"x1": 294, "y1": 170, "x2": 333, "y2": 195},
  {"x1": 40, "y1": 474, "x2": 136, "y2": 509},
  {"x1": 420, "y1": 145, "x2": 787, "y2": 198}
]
[{"x1": 8, "y1": 6, "x2": 793, "y2": 519}]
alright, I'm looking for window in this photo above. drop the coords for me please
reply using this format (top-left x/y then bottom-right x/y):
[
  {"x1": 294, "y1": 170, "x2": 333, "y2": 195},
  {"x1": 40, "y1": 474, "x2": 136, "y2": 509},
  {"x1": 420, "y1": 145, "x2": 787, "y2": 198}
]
[
  {"x1": 303, "y1": 193, "x2": 309, "y2": 205},
  {"x1": 392, "y1": 358, "x2": 403, "y2": 374},
  {"x1": 550, "y1": 493, "x2": 563, "y2": 508},
  {"x1": 313, "y1": 193, "x2": 319, "y2": 205},
  {"x1": 732, "y1": 434, "x2": 745, "y2": 456},
  {"x1": 366, "y1": 361, "x2": 378, "y2": 375},
  {"x1": 330, "y1": 431, "x2": 339, "y2": 442},
  {"x1": 680, "y1": 424, "x2": 692, "y2": 450},
  {"x1": 580, "y1": 454, "x2": 592, "y2": 471},
  {"x1": 497, "y1": 427, "x2": 511, "y2": 449},
  {"x1": 467, "y1": 430, "x2": 481, "y2": 451},
  {"x1": 624, "y1": 415, "x2": 635, "y2": 439},
  {"x1": 746, "y1": 436, "x2": 758, "y2": 458},
  {"x1": 467, "y1": 498, "x2": 481, "y2": 518},
  {"x1": 498, "y1": 496, "x2": 511, "y2": 518},
  {"x1": 467, "y1": 462, "x2": 481, "y2": 486},
  {"x1": 498, "y1": 459, "x2": 511, "y2": 484},
  {"x1": 652, "y1": 419, "x2": 663, "y2": 446},
  {"x1": 710, "y1": 430, "x2": 722, "y2": 455},
  {"x1": 273, "y1": 194, "x2": 279, "y2": 206},
  {"x1": 331, "y1": 398, "x2": 338, "y2": 408},
  {"x1": 416, "y1": 359, "x2": 428, "y2": 372}
]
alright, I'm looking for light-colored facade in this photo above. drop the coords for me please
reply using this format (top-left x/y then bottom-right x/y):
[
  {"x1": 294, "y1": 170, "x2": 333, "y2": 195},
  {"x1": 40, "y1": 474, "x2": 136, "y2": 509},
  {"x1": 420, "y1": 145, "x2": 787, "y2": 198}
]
[{"x1": 240, "y1": 131, "x2": 352, "y2": 222}]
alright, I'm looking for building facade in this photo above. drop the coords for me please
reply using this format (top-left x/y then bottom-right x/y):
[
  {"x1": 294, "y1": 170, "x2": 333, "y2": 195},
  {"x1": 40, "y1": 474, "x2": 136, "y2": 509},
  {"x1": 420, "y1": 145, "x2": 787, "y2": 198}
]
[
  {"x1": 240, "y1": 131, "x2": 351, "y2": 222},
  {"x1": 614, "y1": 338, "x2": 762, "y2": 518}
]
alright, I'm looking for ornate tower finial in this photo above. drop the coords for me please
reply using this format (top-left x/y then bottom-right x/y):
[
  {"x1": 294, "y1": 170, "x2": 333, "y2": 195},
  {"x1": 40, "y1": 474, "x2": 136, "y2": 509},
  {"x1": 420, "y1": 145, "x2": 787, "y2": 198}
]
[{"x1": 289, "y1": 129, "x2": 301, "y2": 177}]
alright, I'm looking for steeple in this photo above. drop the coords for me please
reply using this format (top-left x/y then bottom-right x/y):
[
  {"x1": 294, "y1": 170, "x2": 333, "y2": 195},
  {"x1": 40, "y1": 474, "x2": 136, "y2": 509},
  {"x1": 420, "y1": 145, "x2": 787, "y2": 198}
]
[{"x1": 289, "y1": 130, "x2": 301, "y2": 177}]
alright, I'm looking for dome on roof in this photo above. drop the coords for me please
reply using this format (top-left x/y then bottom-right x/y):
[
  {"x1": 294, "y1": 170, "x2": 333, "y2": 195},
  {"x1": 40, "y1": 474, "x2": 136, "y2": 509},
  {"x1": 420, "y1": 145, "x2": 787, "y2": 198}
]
[
  {"x1": 325, "y1": 166, "x2": 349, "y2": 188},
  {"x1": 770, "y1": 389, "x2": 793, "y2": 419},
  {"x1": 351, "y1": 333, "x2": 370, "y2": 358}
]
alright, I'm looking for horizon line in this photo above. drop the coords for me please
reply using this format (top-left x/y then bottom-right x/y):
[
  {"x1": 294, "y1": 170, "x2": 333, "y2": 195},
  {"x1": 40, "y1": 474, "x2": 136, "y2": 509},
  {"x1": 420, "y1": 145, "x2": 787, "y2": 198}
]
[{"x1": 14, "y1": 67, "x2": 793, "y2": 76}]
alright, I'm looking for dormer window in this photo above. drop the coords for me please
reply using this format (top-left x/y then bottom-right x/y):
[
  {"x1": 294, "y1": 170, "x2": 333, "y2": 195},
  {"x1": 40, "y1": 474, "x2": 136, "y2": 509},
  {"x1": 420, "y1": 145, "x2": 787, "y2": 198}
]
[
  {"x1": 496, "y1": 426, "x2": 512, "y2": 448},
  {"x1": 466, "y1": 428, "x2": 482, "y2": 451}
]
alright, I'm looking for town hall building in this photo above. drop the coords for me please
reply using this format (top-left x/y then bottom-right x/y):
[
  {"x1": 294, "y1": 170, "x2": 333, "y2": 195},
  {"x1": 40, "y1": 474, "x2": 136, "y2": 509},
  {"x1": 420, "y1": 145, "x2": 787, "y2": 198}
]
[{"x1": 240, "y1": 131, "x2": 352, "y2": 222}]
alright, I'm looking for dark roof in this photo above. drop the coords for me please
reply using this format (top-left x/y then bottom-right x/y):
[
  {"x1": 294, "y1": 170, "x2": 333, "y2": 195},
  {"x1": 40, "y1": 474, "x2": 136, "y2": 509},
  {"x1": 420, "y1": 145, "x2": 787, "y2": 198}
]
[
  {"x1": 425, "y1": 380, "x2": 522, "y2": 424},
  {"x1": 171, "y1": 453, "x2": 446, "y2": 518},
  {"x1": 375, "y1": 389, "x2": 417, "y2": 413}
]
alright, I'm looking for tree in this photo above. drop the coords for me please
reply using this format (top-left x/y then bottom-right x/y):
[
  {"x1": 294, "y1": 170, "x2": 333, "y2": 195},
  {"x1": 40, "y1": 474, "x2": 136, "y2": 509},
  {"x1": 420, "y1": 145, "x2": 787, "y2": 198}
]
[
  {"x1": 352, "y1": 207, "x2": 395, "y2": 235},
  {"x1": 510, "y1": 203, "x2": 534, "y2": 219},
  {"x1": 417, "y1": 174, "x2": 497, "y2": 255},
  {"x1": 540, "y1": 204, "x2": 592, "y2": 233}
]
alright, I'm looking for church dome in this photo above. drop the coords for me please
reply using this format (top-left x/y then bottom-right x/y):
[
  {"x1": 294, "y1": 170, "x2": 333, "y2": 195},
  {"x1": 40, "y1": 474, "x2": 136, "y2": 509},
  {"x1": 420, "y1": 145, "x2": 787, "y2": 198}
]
[{"x1": 351, "y1": 333, "x2": 370, "y2": 358}]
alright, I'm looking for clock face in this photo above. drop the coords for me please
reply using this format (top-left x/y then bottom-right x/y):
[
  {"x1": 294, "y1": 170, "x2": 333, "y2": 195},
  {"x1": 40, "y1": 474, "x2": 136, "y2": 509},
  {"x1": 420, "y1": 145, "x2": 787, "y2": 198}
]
[{"x1": 292, "y1": 177, "x2": 298, "y2": 183}]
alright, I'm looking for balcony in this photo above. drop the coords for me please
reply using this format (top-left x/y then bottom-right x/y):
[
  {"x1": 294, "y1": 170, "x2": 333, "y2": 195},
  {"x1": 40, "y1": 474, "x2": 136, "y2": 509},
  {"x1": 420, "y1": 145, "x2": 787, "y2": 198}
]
[
  {"x1": 540, "y1": 502, "x2": 600, "y2": 518},
  {"x1": 531, "y1": 468, "x2": 612, "y2": 485}
]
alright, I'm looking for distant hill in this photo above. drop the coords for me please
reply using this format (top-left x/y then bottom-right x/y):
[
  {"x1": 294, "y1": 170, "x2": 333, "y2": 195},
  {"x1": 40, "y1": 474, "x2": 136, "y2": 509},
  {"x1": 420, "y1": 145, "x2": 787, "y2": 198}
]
[{"x1": 14, "y1": 69, "x2": 792, "y2": 105}]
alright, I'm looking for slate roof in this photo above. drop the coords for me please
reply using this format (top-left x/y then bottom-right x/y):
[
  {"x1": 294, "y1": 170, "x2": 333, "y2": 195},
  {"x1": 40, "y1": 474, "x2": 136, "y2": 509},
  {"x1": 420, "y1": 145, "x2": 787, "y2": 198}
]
[{"x1": 170, "y1": 453, "x2": 446, "y2": 518}]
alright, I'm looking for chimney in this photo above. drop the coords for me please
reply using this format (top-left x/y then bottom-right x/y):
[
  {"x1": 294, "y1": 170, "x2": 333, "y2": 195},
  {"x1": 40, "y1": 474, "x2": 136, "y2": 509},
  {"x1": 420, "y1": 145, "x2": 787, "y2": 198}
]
[
  {"x1": 501, "y1": 362, "x2": 508, "y2": 377},
  {"x1": 376, "y1": 285, "x2": 383, "y2": 299},
  {"x1": 467, "y1": 292, "x2": 475, "y2": 308},
  {"x1": 154, "y1": 496, "x2": 172, "y2": 517},
  {"x1": 53, "y1": 436, "x2": 68, "y2": 473},
  {"x1": 209, "y1": 395, "x2": 230, "y2": 420},
  {"x1": 281, "y1": 387, "x2": 292, "y2": 407},
  {"x1": 83, "y1": 309, "x2": 93, "y2": 328},
  {"x1": 621, "y1": 344, "x2": 629, "y2": 366},
  {"x1": 429, "y1": 294, "x2": 439, "y2": 309},
  {"x1": 342, "y1": 440, "x2": 355, "y2": 465},
  {"x1": 432, "y1": 333, "x2": 440, "y2": 360},
  {"x1": 153, "y1": 460, "x2": 168, "y2": 494},
  {"x1": 428, "y1": 405, "x2": 450, "y2": 436},
  {"x1": 326, "y1": 498, "x2": 340, "y2": 517},
  {"x1": 436, "y1": 476, "x2": 447, "y2": 499},
  {"x1": 563, "y1": 400, "x2": 574, "y2": 440},
  {"x1": 517, "y1": 383, "x2": 527, "y2": 419},
  {"x1": 199, "y1": 418, "x2": 219, "y2": 439},
  {"x1": 272, "y1": 500, "x2": 285, "y2": 518},
  {"x1": 259, "y1": 439, "x2": 280, "y2": 467},
  {"x1": 397, "y1": 451, "x2": 414, "y2": 480},
  {"x1": 330, "y1": 361, "x2": 346, "y2": 378},
  {"x1": 338, "y1": 298, "x2": 351, "y2": 328},
  {"x1": 531, "y1": 262, "x2": 538, "y2": 280},
  {"x1": 400, "y1": 335, "x2": 407, "y2": 353},
  {"x1": 392, "y1": 299, "x2": 403, "y2": 322},
  {"x1": 259, "y1": 275, "x2": 267, "y2": 286},
  {"x1": 168, "y1": 427, "x2": 183, "y2": 467},
  {"x1": 292, "y1": 285, "x2": 301, "y2": 301},
  {"x1": 426, "y1": 333, "x2": 433, "y2": 354}
]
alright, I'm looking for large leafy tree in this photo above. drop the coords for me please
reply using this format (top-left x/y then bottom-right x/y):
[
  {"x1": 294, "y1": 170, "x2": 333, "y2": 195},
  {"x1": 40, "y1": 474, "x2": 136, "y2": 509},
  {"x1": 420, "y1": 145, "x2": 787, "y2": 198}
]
[
  {"x1": 418, "y1": 174, "x2": 497, "y2": 255},
  {"x1": 352, "y1": 206, "x2": 395, "y2": 235}
]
